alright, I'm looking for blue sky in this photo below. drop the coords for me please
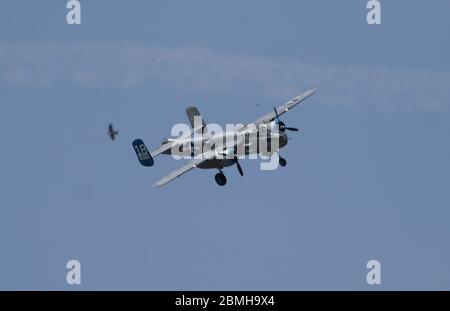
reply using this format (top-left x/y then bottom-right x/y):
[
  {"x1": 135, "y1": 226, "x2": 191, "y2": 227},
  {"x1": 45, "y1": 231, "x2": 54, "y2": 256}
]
[{"x1": 1, "y1": 0, "x2": 450, "y2": 290}]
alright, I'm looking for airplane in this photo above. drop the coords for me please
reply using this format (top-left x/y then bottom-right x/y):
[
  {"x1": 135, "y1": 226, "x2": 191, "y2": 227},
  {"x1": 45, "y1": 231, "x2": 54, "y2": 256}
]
[
  {"x1": 108, "y1": 123, "x2": 119, "y2": 141},
  {"x1": 132, "y1": 88, "x2": 317, "y2": 188}
]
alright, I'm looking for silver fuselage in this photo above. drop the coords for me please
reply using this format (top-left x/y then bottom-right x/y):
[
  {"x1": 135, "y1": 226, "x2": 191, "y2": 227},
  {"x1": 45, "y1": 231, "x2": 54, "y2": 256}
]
[{"x1": 161, "y1": 125, "x2": 288, "y2": 169}]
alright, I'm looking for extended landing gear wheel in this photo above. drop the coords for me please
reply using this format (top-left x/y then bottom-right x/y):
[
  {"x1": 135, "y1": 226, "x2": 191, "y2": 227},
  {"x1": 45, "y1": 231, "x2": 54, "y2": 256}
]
[
  {"x1": 215, "y1": 173, "x2": 227, "y2": 186},
  {"x1": 279, "y1": 157, "x2": 287, "y2": 167}
]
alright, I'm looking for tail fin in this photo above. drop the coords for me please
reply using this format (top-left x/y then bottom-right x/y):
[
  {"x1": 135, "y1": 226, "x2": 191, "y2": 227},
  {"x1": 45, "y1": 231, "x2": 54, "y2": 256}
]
[
  {"x1": 186, "y1": 106, "x2": 206, "y2": 130},
  {"x1": 132, "y1": 139, "x2": 154, "y2": 167}
]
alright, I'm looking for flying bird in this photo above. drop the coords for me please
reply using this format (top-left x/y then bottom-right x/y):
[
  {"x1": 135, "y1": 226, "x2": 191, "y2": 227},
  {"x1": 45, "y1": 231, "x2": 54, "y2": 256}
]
[{"x1": 108, "y1": 123, "x2": 119, "y2": 141}]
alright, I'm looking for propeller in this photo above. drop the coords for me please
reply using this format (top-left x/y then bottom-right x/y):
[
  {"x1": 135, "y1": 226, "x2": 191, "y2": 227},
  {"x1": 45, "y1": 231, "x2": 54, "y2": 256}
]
[
  {"x1": 235, "y1": 157, "x2": 244, "y2": 176},
  {"x1": 219, "y1": 148, "x2": 244, "y2": 176},
  {"x1": 231, "y1": 148, "x2": 244, "y2": 176},
  {"x1": 273, "y1": 107, "x2": 299, "y2": 132}
]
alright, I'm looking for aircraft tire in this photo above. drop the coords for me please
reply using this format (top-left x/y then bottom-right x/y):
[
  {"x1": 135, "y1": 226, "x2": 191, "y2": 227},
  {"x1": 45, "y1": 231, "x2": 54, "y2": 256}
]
[{"x1": 215, "y1": 173, "x2": 227, "y2": 186}]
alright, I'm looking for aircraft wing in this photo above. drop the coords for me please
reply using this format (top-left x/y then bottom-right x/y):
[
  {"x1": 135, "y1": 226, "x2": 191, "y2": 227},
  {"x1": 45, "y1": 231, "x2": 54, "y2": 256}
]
[
  {"x1": 152, "y1": 131, "x2": 244, "y2": 188},
  {"x1": 150, "y1": 123, "x2": 205, "y2": 157},
  {"x1": 150, "y1": 141, "x2": 177, "y2": 157},
  {"x1": 253, "y1": 88, "x2": 317, "y2": 124},
  {"x1": 152, "y1": 152, "x2": 214, "y2": 188}
]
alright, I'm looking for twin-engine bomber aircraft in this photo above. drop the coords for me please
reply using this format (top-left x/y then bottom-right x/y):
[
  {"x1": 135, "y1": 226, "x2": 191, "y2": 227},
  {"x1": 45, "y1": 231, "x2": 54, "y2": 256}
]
[{"x1": 132, "y1": 88, "x2": 317, "y2": 188}]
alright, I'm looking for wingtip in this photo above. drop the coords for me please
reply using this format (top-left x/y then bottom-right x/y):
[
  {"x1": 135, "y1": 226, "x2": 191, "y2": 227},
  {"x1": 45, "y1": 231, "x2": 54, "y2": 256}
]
[{"x1": 151, "y1": 181, "x2": 168, "y2": 188}]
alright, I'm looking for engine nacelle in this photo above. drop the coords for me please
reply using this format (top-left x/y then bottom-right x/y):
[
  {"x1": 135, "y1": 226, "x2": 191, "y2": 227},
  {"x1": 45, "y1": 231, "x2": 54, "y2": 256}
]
[{"x1": 269, "y1": 120, "x2": 285, "y2": 133}]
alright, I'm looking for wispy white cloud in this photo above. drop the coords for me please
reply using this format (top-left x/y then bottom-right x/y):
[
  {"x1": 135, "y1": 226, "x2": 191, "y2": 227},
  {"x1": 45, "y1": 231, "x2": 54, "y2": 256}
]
[{"x1": 1, "y1": 42, "x2": 449, "y2": 112}]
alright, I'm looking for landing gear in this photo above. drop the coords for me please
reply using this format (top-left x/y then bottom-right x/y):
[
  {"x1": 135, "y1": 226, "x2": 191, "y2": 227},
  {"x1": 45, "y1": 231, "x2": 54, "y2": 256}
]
[
  {"x1": 279, "y1": 156, "x2": 287, "y2": 167},
  {"x1": 215, "y1": 171, "x2": 227, "y2": 186}
]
